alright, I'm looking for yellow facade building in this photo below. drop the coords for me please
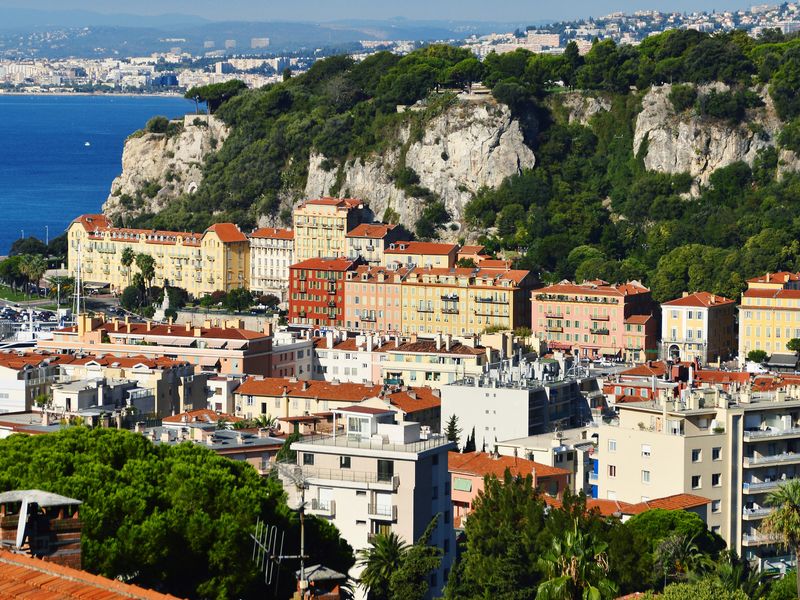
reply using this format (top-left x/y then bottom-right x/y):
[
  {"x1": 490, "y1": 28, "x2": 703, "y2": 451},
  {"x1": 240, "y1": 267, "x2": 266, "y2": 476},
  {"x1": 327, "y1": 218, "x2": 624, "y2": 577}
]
[
  {"x1": 661, "y1": 291, "x2": 737, "y2": 365},
  {"x1": 293, "y1": 198, "x2": 370, "y2": 262},
  {"x1": 399, "y1": 267, "x2": 532, "y2": 336},
  {"x1": 738, "y1": 272, "x2": 800, "y2": 363},
  {"x1": 67, "y1": 215, "x2": 249, "y2": 297},
  {"x1": 383, "y1": 241, "x2": 458, "y2": 269}
]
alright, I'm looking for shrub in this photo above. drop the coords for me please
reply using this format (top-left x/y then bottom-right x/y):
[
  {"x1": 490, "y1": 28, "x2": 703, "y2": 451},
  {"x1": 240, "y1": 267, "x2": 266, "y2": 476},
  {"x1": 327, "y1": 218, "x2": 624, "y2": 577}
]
[
  {"x1": 145, "y1": 115, "x2": 169, "y2": 134},
  {"x1": 668, "y1": 84, "x2": 697, "y2": 112},
  {"x1": 778, "y1": 118, "x2": 800, "y2": 154},
  {"x1": 747, "y1": 349, "x2": 768, "y2": 363}
]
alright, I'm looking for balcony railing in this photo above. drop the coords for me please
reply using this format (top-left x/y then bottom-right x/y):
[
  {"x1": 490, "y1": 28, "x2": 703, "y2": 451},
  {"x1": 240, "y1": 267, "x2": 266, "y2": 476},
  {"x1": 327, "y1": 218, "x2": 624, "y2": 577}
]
[
  {"x1": 743, "y1": 480, "x2": 783, "y2": 493},
  {"x1": 546, "y1": 326, "x2": 563, "y2": 333},
  {"x1": 441, "y1": 294, "x2": 459, "y2": 301},
  {"x1": 742, "y1": 532, "x2": 782, "y2": 546},
  {"x1": 475, "y1": 296, "x2": 503, "y2": 304},
  {"x1": 368, "y1": 504, "x2": 398, "y2": 520},
  {"x1": 442, "y1": 308, "x2": 459, "y2": 315},
  {"x1": 297, "y1": 433, "x2": 453, "y2": 455},
  {"x1": 590, "y1": 328, "x2": 609, "y2": 335},
  {"x1": 742, "y1": 507, "x2": 774, "y2": 519},
  {"x1": 360, "y1": 314, "x2": 377, "y2": 322},
  {"x1": 743, "y1": 427, "x2": 800, "y2": 441},
  {"x1": 744, "y1": 453, "x2": 800, "y2": 467},
  {"x1": 289, "y1": 465, "x2": 400, "y2": 490},
  {"x1": 310, "y1": 498, "x2": 336, "y2": 517},
  {"x1": 417, "y1": 306, "x2": 434, "y2": 313}
]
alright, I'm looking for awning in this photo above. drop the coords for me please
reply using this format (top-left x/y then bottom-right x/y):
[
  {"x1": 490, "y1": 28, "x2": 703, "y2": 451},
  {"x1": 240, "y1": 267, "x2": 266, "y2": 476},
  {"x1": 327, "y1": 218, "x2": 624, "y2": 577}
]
[
  {"x1": 226, "y1": 340, "x2": 248, "y2": 350},
  {"x1": 199, "y1": 357, "x2": 220, "y2": 367},
  {"x1": 599, "y1": 347, "x2": 620, "y2": 355},
  {"x1": 768, "y1": 353, "x2": 798, "y2": 368},
  {"x1": 169, "y1": 338, "x2": 195, "y2": 347},
  {"x1": 204, "y1": 340, "x2": 227, "y2": 349}
]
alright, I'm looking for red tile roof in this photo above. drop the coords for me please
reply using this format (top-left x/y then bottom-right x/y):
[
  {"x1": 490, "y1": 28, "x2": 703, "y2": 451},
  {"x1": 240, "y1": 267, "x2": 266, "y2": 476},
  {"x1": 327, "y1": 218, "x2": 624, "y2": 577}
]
[
  {"x1": 290, "y1": 257, "x2": 358, "y2": 271},
  {"x1": 95, "y1": 321, "x2": 267, "y2": 341},
  {"x1": 390, "y1": 340, "x2": 486, "y2": 356},
  {"x1": 586, "y1": 499, "x2": 634, "y2": 517},
  {"x1": 302, "y1": 198, "x2": 363, "y2": 209},
  {"x1": 385, "y1": 388, "x2": 441, "y2": 414},
  {"x1": 618, "y1": 361, "x2": 668, "y2": 378},
  {"x1": 458, "y1": 245, "x2": 485, "y2": 255},
  {"x1": 747, "y1": 271, "x2": 800, "y2": 284},
  {"x1": 346, "y1": 223, "x2": 397, "y2": 239},
  {"x1": 0, "y1": 550, "x2": 181, "y2": 599},
  {"x1": 250, "y1": 227, "x2": 294, "y2": 240},
  {"x1": 743, "y1": 288, "x2": 800, "y2": 300},
  {"x1": 536, "y1": 280, "x2": 650, "y2": 298},
  {"x1": 67, "y1": 354, "x2": 189, "y2": 369},
  {"x1": 205, "y1": 223, "x2": 248, "y2": 243},
  {"x1": 71, "y1": 213, "x2": 113, "y2": 232},
  {"x1": 624, "y1": 315, "x2": 653, "y2": 325},
  {"x1": 385, "y1": 241, "x2": 458, "y2": 256},
  {"x1": 336, "y1": 405, "x2": 393, "y2": 415},
  {"x1": 694, "y1": 370, "x2": 750, "y2": 386},
  {"x1": 624, "y1": 493, "x2": 711, "y2": 515},
  {"x1": 662, "y1": 291, "x2": 735, "y2": 308},
  {"x1": 448, "y1": 451, "x2": 571, "y2": 479},
  {"x1": 0, "y1": 352, "x2": 76, "y2": 371},
  {"x1": 236, "y1": 377, "x2": 383, "y2": 402},
  {"x1": 163, "y1": 409, "x2": 243, "y2": 424}
]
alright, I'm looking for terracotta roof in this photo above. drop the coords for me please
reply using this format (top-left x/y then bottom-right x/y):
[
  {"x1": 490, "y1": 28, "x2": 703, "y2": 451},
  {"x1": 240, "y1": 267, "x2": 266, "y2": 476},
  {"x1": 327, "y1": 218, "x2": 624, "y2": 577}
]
[
  {"x1": 476, "y1": 259, "x2": 512, "y2": 269},
  {"x1": 619, "y1": 361, "x2": 668, "y2": 378},
  {"x1": 97, "y1": 322, "x2": 267, "y2": 341},
  {"x1": 458, "y1": 245, "x2": 485, "y2": 255},
  {"x1": 624, "y1": 493, "x2": 711, "y2": 515},
  {"x1": 0, "y1": 352, "x2": 76, "y2": 371},
  {"x1": 694, "y1": 370, "x2": 750, "y2": 385},
  {"x1": 302, "y1": 197, "x2": 363, "y2": 209},
  {"x1": 385, "y1": 241, "x2": 458, "y2": 256},
  {"x1": 389, "y1": 340, "x2": 486, "y2": 356},
  {"x1": 586, "y1": 499, "x2": 634, "y2": 517},
  {"x1": 250, "y1": 227, "x2": 293, "y2": 240},
  {"x1": 71, "y1": 213, "x2": 113, "y2": 232},
  {"x1": 385, "y1": 388, "x2": 441, "y2": 413},
  {"x1": 624, "y1": 315, "x2": 653, "y2": 325},
  {"x1": 742, "y1": 288, "x2": 800, "y2": 300},
  {"x1": 290, "y1": 257, "x2": 358, "y2": 271},
  {"x1": 336, "y1": 405, "x2": 394, "y2": 415},
  {"x1": 205, "y1": 223, "x2": 247, "y2": 243},
  {"x1": 536, "y1": 280, "x2": 650, "y2": 298},
  {"x1": 66, "y1": 354, "x2": 189, "y2": 369},
  {"x1": 752, "y1": 374, "x2": 800, "y2": 392},
  {"x1": 662, "y1": 291, "x2": 735, "y2": 308},
  {"x1": 747, "y1": 271, "x2": 800, "y2": 284},
  {"x1": 449, "y1": 451, "x2": 571, "y2": 479},
  {"x1": 0, "y1": 549, "x2": 181, "y2": 599},
  {"x1": 346, "y1": 264, "x2": 413, "y2": 282},
  {"x1": 346, "y1": 223, "x2": 397, "y2": 239},
  {"x1": 236, "y1": 377, "x2": 383, "y2": 402},
  {"x1": 163, "y1": 409, "x2": 243, "y2": 424},
  {"x1": 406, "y1": 266, "x2": 530, "y2": 286}
]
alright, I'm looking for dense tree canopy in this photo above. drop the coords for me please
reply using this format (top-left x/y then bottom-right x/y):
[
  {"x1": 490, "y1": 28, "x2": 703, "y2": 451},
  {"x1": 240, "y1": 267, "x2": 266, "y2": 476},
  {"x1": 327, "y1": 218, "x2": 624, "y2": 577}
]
[{"x1": 0, "y1": 428, "x2": 353, "y2": 599}]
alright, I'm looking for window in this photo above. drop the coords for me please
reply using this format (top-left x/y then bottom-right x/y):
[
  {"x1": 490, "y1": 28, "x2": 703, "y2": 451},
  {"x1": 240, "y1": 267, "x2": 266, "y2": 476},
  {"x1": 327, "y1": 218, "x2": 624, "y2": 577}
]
[
  {"x1": 432, "y1": 454, "x2": 439, "y2": 466},
  {"x1": 712, "y1": 500, "x2": 721, "y2": 513},
  {"x1": 608, "y1": 439, "x2": 617, "y2": 452},
  {"x1": 711, "y1": 525, "x2": 721, "y2": 535},
  {"x1": 340, "y1": 456, "x2": 351, "y2": 469},
  {"x1": 641, "y1": 444, "x2": 651, "y2": 458},
  {"x1": 608, "y1": 465, "x2": 617, "y2": 477},
  {"x1": 712, "y1": 447, "x2": 721, "y2": 461},
  {"x1": 642, "y1": 470, "x2": 651, "y2": 483},
  {"x1": 377, "y1": 459, "x2": 394, "y2": 482},
  {"x1": 453, "y1": 477, "x2": 472, "y2": 492},
  {"x1": 691, "y1": 449, "x2": 701, "y2": 462},
  {"x1": 712, "y1": 473, "x2": 721, "y2": 487},
  {"x1": 432, "y1": 486, "x2": 439, "y2": 499},
  {"x1": 303, "y1": 453, "x2": 315, "y2": 466},
  {"x1": 691, "y1": 475, "x2": 701, "y2": 489}
]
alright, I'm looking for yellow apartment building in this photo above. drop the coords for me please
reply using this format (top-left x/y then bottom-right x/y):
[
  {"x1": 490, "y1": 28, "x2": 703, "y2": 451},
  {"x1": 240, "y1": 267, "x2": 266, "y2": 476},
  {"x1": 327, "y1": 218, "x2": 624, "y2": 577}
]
[
  {"x1": 400, "y1": 267, "x2": 532, "y2": 336},
  {"x1": 293, "y1": 198, "x2": 370, "y2": 262},
  {"x1": 738, "y1": 272, "x2": 800, "y2": 363},
  {"x1": 67, "y1": 215, "x2": 249, "y2": 297},
  {"x1": 661, "y1": 292, "x2": 737, "y2": 365}
]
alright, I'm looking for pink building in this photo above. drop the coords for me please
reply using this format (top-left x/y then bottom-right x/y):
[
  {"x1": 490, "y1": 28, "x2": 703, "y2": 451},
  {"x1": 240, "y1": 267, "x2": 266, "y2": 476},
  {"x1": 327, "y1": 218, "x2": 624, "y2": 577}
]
[
  {"x1": 344, "y1": 264, "x2": 412, "y2": 333},
  {"x1": 449, "y1": 451, "x2": 570, "y2": 526},
  {"x1": 531, "y1": 280, "x2": 658, "y2": 363}
]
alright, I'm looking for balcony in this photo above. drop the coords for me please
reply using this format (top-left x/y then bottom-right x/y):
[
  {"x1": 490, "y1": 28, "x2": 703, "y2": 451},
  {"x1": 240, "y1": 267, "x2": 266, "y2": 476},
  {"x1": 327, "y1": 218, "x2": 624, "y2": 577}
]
[
  {"x1": 298, "y1": 465, "x2": 400, "y2": 490},
  {"x1": 742, "y1": 507, "x2": 774, "y2": 520},
  {"x1": 368, "y1": 504, "x2": 398, "y2": 521},
  {"x1": 360, "y1": 313, "x2": 377, "y2": 322},
  {"x1": 742, "y1": 532, "x2": 782, "y2": 546},
  {"x1": 545, "y1": 326, "x2": 563, "y2": 333},
  {"x1": 441, "y1": 294, "x2": 459, "y2": 301},
  {"x1": 309, "y1": 498, "x2": 336, "y2": 517},
  {"x1": 328, "y1": 288, "x2": 337, "y2": 295},
  {"x1": 590, "y1": 328, "x2": 609, "y2": 335},
  {"x1": 744, "y1": 427, "x2": 800, "y2": 442},
  {"x1": 327, "y1": 301, "x2": 336, "y2": 308},
  {"x1": 417, "y1": 306, "x2": 434, "y2": 313},
  {"x1": 475, "y1": 296, "x2": 503, "y2": 304},
  {"x1": 591, "y1": 315, "x2": 610, "y2": 322},
  {"x1": 442, "y1": 308, "x2": 459, "y2": 315},
  {"x1": 589, "y1": 472, "x2": 598, "y2": 482},
  {"x1": 743, "y1": 453, "x2": 800, "y2": 468}
]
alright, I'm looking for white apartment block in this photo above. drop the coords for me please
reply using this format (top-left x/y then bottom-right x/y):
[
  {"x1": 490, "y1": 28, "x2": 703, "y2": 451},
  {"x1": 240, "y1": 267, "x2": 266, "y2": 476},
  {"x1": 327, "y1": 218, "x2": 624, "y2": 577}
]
[
  {"x1": 249, "y1": 227, "x2": 294, "y2": 305},
  {"x1": 598, "y1": 385, "x2": 800, "y2": 574},
  {"x1": 284, "y1": 406, "x2": 455, "y2": 599}
]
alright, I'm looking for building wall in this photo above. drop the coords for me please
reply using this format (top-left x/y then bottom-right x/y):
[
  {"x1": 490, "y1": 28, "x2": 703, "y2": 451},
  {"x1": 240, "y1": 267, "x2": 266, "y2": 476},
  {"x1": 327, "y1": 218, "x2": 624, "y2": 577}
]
[
  {"x1": 739, "y1": 297, "x2": 800, "y2": 362},
  {"x1": 662, "y1": 304, "x2": 737, "y2": 364},
  {"x1": 249, "y1": 233, "x2": 293, "y2": 301},
  {"x1": 289, "y1": 264, "x2": 351, "y2": 328},
  {"x1": 293, "y1": 202, "x2": 367, "y2": 262},
  {"x1": 345, "y1": 275, "x2": 404, "y2": 333},
  {"x1": 381, "y1": 351, "x2": 486, "y2": 390}
]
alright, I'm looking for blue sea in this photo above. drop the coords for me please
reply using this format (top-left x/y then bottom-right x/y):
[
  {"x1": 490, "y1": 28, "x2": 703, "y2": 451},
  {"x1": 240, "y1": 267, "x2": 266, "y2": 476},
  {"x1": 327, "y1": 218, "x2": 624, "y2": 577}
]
[{"x1": 0, "y1": 94, "x2": 196, "y2": 255}]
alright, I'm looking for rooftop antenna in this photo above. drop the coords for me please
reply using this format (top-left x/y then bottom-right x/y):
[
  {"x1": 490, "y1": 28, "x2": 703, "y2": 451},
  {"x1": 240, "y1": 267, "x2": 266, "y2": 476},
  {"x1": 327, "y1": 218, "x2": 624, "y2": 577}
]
[{"x1": 252, "y1": 462, "x2": 310, "y2": 596}]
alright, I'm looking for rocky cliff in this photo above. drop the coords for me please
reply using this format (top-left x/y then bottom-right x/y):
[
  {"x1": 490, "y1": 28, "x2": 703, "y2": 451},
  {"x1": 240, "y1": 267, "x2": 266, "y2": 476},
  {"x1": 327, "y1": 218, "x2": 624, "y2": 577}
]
[
  {"x1": 304, "y1": 98, "x2": 536, "y2": 235},
  {"x1": 634, "y1": 84, "x2": 798, "y2": 193},
  {"x1": 102, "y1": 115, "x2": 229, "y2": 222}
]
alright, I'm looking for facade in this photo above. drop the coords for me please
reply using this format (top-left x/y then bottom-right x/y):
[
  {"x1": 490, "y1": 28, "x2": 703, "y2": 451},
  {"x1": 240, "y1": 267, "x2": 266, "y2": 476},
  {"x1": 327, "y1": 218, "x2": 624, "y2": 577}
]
[
  {"x1": 40, "y1": 314, "x2": 273, "y2": 377},
  {"x1": 531, "y1": 280, "x2": 658, "y2": 362},
  {"x1": 381, "y1": 337, "x2": 494, "y2": 390},
  {"x1": 661, "y1": 292, "x2": 737, "y2": 365},
  {"x1": 597, "y1": 385, "x2": 800, "y2": 574},
  {"x1": 248, "y1": 227, "x2": 294, "y2": 303},
  {"x1": 285, "y1": 406, "x2": 455, "y2": 598},
  {"x1": 345, "y1": 265, "x2": 411, "y2": 333},
  {"x1": 270, "y1": 329, "x2": 315, "y2": 379},
  {"x1": 312, "y1": 333, "x2": 393, "y2": 384},
  {"x1": 400, "y1": 267, "x2": 533, "y2": 337},
  {"x1": 289, "y1": 258, "x2": 360, "y2": 328},
  {"x1": 0, "y1": 352, "x2": 72, "y2": 413},
  {"x1": 383, "y1": 241, "x2": 458, "y2": 269},
  {"x1": 67, "y1": 215, "x2": 249, "y2": 297},
  {"x1": 345, "y1": 223, "x2": 406, "y2": 265},
  {"x1": 738, "y1": 272, "x2": 800, "y2": 363},
  {"x1": 293, "y1": 198, "x2": 370, "y2": 262},
  {"x1": 449, "y1": 451, "x2": 571, "y2": 524}
]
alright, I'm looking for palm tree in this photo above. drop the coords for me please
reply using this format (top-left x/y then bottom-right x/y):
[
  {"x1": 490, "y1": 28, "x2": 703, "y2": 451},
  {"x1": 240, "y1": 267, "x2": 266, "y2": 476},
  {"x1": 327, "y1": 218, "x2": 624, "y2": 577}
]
[
  {"x1": 46, "y1": 275, "x2": 74, "y2": 306},
  {"x1": 535, "y1": 519, "x2": 617, "y2": 600},
  {"x1": 696, "y1": 550, "x2": 768, "y2": 598},
  {"x1": 763, "y1": 479, "x2": 800, "y2": 598},
  {"x1": 121, "y1": 247, "x2": 135, "y2": 287},
  {"x1": 18, "y1": 254, "x2": 47, "y2": 298},
  {"x1": 357, "y1": 531, "x2": 409, "y2": 600}
]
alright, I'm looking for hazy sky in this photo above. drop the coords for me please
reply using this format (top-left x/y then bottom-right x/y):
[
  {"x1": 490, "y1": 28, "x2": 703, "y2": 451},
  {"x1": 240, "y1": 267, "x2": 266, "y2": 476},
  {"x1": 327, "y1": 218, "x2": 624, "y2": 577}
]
[{"x1": 2, "y1": 0, "x2": 752, "y2": 23}]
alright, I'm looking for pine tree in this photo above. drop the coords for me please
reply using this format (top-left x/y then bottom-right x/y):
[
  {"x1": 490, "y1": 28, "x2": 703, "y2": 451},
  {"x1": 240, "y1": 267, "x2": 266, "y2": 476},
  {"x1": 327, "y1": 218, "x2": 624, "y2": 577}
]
[
  {"x1": 444, "y1": 414, "x2": 462, "y2": 444},
  {"x1": 463, "y1": 427, "x2": 476, "y2": 453}
]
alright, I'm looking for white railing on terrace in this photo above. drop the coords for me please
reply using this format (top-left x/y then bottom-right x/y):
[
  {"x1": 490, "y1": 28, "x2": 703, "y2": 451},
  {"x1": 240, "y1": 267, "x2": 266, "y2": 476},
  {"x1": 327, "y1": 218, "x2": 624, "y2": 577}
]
[
  {"x1": 744, "y1": 453, "x2": 800, "y2": 466},
  {"x1": 297, "y1": 433, "x2": 454, "y2": 454},
  {"x1": 743, "y1": 507, "x2": 774, "y2": 518},
  {"x1": 744, "y1": 427, "x2": 800, "y2": 440}
]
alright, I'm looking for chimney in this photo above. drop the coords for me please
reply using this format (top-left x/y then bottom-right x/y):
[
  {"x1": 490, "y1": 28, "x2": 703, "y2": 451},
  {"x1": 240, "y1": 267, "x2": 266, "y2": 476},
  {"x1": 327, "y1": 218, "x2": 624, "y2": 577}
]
[
  {"x1": 41, "y1": 410, "x2": 49, "y2": 426},
  {"x1": 160, "y1": 430, "x2": 171, "y2": 443},
  {"x1": 146, "y1": 321, "x2": 152, "y2": 332},
  {"x1": 185, "y1": 322, "x2": 192, "y2": 332},
  {"x1": 194, "y1": 327, "x2": 202, "y2": 337},
  {"x1": 113, "y1": 318, "x2": 119, "y2": 331},
  {"x1": 125, "y1": 315, "x2": 130, "y2": 326},
  {"x1": 435, "y1": 333, "x2": 442, "y2": 351},
  {"x1": 126, "y1": 323, "x2": 132, "y2": 334},
  {"x1": 326, "y1": 330, "x2": 334, "y2": 349},
  {"x1": 682, "y1": 291, "x2": 689, "y2": 298},
  {"x1": 302, "y1": 381, "x2": 309, "y2": 391},
  {"x1": 134, "y1": 422, "x2": 145, "y2": 433},
  {"x1": 445, "y1": 334, "x2": 452, "y2": 352}
]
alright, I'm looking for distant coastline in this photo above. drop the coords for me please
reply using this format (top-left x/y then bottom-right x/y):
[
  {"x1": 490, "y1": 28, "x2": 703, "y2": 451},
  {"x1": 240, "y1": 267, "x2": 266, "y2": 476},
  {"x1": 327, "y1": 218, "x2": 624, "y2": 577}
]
[{"x1": 0, "y1": 90, "x2": 184, "y2": 98}]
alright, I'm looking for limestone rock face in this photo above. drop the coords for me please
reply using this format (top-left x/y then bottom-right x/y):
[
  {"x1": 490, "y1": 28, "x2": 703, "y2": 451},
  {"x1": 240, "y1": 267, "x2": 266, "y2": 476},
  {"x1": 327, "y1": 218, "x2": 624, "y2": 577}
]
[
  {"x1": 102, "y1": 115, "x2": 229, "y2": 221},
  {"x1": 304, "y1": 99, "x2": 535, "y2": 235},
  {"x1": 633, "y1": 84, "x2": 798, "y2": 193},
  {"x1": 559, "y1": 93, "x2": 612, "y2": 125}
]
